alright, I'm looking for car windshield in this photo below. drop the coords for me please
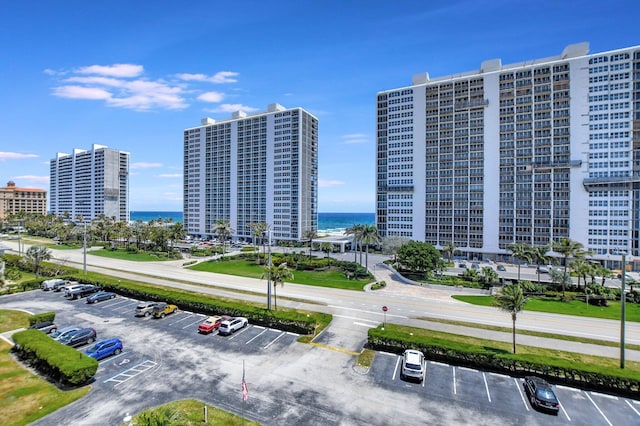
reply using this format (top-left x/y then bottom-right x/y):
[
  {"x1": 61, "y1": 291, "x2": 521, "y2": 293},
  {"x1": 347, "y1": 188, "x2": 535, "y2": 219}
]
[
  {"x1": 405, "y1": 362, "x2": 422, "y2": 370},
  {"x1": 85, "y1": 344, "x2": 99, "y2": 354},
  {"x1": 536, "y1": 388, "x2": 557, "y2": 401}
]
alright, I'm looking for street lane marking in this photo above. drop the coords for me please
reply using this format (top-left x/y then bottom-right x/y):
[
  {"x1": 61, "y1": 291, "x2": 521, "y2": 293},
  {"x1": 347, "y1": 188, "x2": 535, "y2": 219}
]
[
  {"x1": 353, "y1": 322, "x2": 377, "y2": 328},
  {"x1": 514, "y1": 378, "x2": 529, "y2": 411},
  {"x1": 328, "y1": 305, "x2": 408, "y2": 319},
  {"x1": 626, "y1": 400, "x2": 640, "y2": 416},
  {"x1": 333, "y1": 314, "x2": 379, "y2": 323},
  {"x1": 309, "y1": 342, "x2": 360, "y2": 356},
  {"x1": 246, "y1": 328, "x2": 268, "y2": 344},
  {"x1": 482, "y1": 373, "x2": 492, "y2": 402},
  {"x1": 585, "y1": 392, "x2": 612, "y2": 426},
  {"x1": 263, "y1": 332, "x2": 286, "y2": 349}
]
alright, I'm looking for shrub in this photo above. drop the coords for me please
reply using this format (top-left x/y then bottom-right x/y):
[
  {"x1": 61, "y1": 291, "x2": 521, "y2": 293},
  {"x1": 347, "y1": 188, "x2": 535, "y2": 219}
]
[{"x1": 28, "y1": 312, "x2": 56, "y2": 326}]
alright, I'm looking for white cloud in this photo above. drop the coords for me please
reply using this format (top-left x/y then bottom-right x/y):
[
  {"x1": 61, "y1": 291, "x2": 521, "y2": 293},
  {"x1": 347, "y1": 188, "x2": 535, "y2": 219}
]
[
  {"x1": 0, "y1": 152, "x2": 39, "y2": 161},
  {"x1": 156, "y1": 174, "x2": 182, "y2": 178},
  {"x1": 176, "y1": 71, "x2": 238, "y2": 84},
  {"x1": 131, "y1": 162, "x2": 163, "y2": 169},
  {"x1": 76, "y1": 64, "x2": 144, "y2": 78},
  {"x1": 342, "y1": 134, "x2": 368, "y2": 144},
  {"x1": 318, "y1": 179, "x2": 345, "y2": 187},
  {"x1": 13, "y1": 175, "x2": 50, "y2": 184},
  {"x1": 197, "y1": 91, "x2": 225, "y2": 103},
  {"x1": 208, "y1": 103, "x2": 259, "y2": 113},
  {"x1": 52, "y1": 85, "x2": 112, "y2": 100}
]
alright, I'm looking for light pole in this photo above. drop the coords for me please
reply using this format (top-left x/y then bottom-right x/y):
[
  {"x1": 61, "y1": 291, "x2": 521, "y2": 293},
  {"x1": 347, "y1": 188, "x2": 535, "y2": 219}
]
[
  {"x1": 83, "y1": 222, "x2": 87, "y2": 275},
  {"x1": 620, "y1": 252, "x2": 626, "y2": 369},
  {"x1": 266, "y1": 227, "x2": 272, "y2": 310}
]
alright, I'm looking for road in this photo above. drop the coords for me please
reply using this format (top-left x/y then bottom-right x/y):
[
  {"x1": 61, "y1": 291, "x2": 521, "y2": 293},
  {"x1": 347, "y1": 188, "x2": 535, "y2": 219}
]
[{"x1": 3, "y1": 240, "x2": 640, "y2": 360}]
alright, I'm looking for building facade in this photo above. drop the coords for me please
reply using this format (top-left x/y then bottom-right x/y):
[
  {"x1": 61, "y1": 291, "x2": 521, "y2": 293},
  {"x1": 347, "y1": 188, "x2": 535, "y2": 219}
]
[
  {"x1": 184, "y1": 103, "x2": 318, "y2": 242},
  {"x1": 0, "y1": 181, "x2": 47, "y2": 219},
  {"x1": 50, "y1": 144, "x2": 130, "y2": 223},
  {"x1": 376, "y1": 43, "x2": 640, "y2": 265}
]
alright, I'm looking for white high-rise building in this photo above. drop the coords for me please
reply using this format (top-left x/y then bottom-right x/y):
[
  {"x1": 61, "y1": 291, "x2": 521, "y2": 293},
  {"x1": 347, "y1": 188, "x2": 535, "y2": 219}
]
[
  {"x1": 184, "y1": 103, "x2": 318, "y2": 242},
  {"x1": 50, "y1": 144, "x2": 130, "y2": 223},
  {"x1": 376, "y1": 43, "x2": 640, "y2": 266}
]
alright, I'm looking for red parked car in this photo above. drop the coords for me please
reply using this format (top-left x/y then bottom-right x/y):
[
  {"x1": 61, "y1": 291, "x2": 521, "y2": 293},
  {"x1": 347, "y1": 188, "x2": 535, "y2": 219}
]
[{"x1": 197, "y1": 315, "x2": 230, "y2": 334}]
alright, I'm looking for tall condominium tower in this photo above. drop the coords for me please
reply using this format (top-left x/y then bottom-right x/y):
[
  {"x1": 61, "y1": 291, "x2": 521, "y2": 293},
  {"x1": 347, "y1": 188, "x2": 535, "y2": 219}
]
[
  {"x1": 376, "y1": 42, "x2": 640, "y2": 265},
  {"x1": 184, "y1": 103, "x2": 318, "y2": 242},
  {"x1": 50, "y1": 144, "x2": 130, "y2": 223}
]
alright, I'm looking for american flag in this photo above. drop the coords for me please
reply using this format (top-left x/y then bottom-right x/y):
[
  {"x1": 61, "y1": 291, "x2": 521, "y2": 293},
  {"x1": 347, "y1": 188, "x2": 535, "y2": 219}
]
[{"x1": 242, "y1": 367, "x2": 249, "y2": 401}]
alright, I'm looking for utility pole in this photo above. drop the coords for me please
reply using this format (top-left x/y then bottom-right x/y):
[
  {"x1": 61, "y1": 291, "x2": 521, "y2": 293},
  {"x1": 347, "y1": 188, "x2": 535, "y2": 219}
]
[
  {"x1": 620, "y1": 252, "x2": 626, "y2": 369},
  {"x1": 266, "y1": 228, "x2": 272, "y2": 310},
  {"x1": 83, "y1": 222, "x2": 87, "y2": 275}
]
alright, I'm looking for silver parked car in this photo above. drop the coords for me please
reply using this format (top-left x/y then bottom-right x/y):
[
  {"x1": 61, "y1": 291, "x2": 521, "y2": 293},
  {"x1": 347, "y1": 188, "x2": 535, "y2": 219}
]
[{"x1": 218, "y1": 317, "x2": 248, "y2": 335}]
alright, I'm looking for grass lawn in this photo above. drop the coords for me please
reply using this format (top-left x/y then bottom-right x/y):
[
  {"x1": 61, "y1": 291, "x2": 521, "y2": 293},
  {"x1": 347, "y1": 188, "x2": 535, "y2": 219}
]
[
  {"x1": 89, "y1": 248, "x2": 177, "y2": 262},
  {"x1": 0, "y1": 340, "x2": 90, "y2": 426},
  {"x1": 452, "y1": 295, "x2": 640, "y2": 322},
  {"x1": 132, "y1": 398, "x2": 260, "y2": 426},
  {"x1": 0, "y1": 310, "x2": 31, "y2": 332},
  {"x1": 188, "y1": 258, "x2": 370, "y2": 291}
]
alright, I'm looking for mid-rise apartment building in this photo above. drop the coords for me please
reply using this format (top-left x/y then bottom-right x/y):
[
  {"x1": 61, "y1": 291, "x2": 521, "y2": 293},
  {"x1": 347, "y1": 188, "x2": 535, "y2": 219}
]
[
  {"x1": 184, "y1": 103, "x2": 318, "y2": 242},
  {"x1": 0, "y1": 181, "x2": 47, "y2": 219},
  {"x1": 376, "y1": 42, "x2": 640, "y2": 265},
  {"x1": 50, "y1": 144, "x2": 129, "y2": 223}
]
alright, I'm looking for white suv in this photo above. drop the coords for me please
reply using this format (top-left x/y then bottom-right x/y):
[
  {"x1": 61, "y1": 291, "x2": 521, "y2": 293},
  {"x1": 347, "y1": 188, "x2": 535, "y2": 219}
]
[
  {"x1": 400, "y1": 349, "x2": 425, "y2": 382},
  {"x1": 218, "y1": 317, "x2": 248, "y2": 335}
]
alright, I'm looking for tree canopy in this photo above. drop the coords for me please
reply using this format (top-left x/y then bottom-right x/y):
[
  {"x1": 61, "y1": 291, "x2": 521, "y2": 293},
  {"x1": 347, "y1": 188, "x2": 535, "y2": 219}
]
[{"x1": 396, "y1": 240, "x2": 445, "y2": 274}]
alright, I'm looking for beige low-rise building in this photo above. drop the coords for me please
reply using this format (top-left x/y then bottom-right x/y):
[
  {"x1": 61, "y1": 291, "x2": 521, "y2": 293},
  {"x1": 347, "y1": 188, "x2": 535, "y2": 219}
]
[{"x1": 0, "y1": 181, "x2": 47, "y2": 219}]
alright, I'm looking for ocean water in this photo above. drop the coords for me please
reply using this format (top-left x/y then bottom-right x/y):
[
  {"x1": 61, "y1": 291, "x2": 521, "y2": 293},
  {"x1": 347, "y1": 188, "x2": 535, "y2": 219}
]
[{"x1": 130, "y1": 211, "x2": 374, "y2": 234}]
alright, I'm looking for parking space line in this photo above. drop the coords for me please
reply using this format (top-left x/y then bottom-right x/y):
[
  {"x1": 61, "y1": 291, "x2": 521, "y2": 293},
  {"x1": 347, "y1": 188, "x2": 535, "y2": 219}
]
[
  {"x1": 182, "y1": 318, "x2": 205, "y2": 329},
  {"x1": 168, "y1": 314, "x2": 194, "y2": 325},
  {"x1": 590, "y1": 391, "x2": 618, "y2": 400},
  {"x1": 228, "y1": 326, "x2": 251, "y2": 340},
  {"x1": 557, "y1": 385, "x2": 580, "y2": 391},
  {"x1": 246, "y1": 329, "x2": 268, "y2": 344},
  {"x1": 285, "y1": 331, "x2": 299, "y2": 336},
  {"x1": 626, "y1": 400, "x2": 640, "y2": 416},
  {"x1": 104, "y1": 360, "x2": 157, "y2": 387},
  {"x1": 263, "y1": 332, "x2": 286, "y2": 349},
  {"x1": 253, "y1": 325, "x2": 266, "y2": 330},
  {"x1": 482, "y1": 373, "x2": 491, "y2": 402},
  {"x1": 556, "y1": 393, "x2": 571, "y2": 421},
  {"x1": 429, "y1": 361, "x2": 447, "y2": 366},
  {"x1": 104, "y1": 299, "x2": 130, "y2": 308},
  {"x1": 392, "y1": 355, "x2": 401, "y2": 381},
  {"x1": 514, "y1": 378, "x2": 529, "y2": 411},
  {"x1": 98, "y1": 352, "x2": 128, "y2": 366},
  {"x1": 458, "y1": 367, "x2": 477, "y2": 373},
  {"x1": 452, "y1": 367, "x2": 457, "y2": 394},
  {"x1": 489, "y1": 372, "x2": 509, "y2": 379},
  {"x1": 585, "y1": 392, "x2": 612, "y2": 426}
]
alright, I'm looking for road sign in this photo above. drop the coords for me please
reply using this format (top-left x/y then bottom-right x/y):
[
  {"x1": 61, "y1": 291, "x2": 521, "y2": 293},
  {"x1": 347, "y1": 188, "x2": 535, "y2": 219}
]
[{"x1": 382, "y1": 306, "x2": 388, "y2": 312}]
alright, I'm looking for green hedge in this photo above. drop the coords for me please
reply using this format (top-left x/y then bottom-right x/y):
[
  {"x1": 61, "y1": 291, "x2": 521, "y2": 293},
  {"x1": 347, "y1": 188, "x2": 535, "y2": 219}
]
[
  {"x1": 12, "y1": 330, "x2": 98, "y2": 386},
  {"x1": 28, "y1": 312, "x2": 56, "y2": 326},
  {"x1": 367, "y1": 325, "x2": 640, "y2": 398},
  {"x1": 66, "y1": 272, "x2": 330, "y2": 336}
]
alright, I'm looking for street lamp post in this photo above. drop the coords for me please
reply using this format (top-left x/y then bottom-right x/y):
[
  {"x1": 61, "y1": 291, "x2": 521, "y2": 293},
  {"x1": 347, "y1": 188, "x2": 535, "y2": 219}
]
[
  {"x1": 266, "y1": 228, "x2": 272, "y2": 310},
  {"x1": 83, "y1": 222, "x2": 87, "y2": 275},
  {"x1": 620, "y1": 252, "x2": 626, "y2": 369}
]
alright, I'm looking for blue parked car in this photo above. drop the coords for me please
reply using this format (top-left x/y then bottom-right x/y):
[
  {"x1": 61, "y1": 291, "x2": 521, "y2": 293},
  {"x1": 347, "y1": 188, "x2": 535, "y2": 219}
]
[
  {"x1": 84, "y1": 338, "x2": 123, "y2": 360},
  {"x1": 86, "y1": 291, "x2": 116, "y2": 304}
]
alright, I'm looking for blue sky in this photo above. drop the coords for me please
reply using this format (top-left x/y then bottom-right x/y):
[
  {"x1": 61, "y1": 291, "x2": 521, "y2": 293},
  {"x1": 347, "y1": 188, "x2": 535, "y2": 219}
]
[{"x1": 1, "y1": 1, "x2": 639, "y2": 213}]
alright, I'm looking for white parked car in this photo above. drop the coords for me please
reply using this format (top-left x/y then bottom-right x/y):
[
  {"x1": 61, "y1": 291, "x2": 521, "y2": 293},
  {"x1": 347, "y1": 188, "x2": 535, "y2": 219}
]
[
  {"x1": 400, "y1": 349, "x2": 425, "y2": 382},
  {"x1": 218, "y1": 317, "x2": 248, "y2": 335}
]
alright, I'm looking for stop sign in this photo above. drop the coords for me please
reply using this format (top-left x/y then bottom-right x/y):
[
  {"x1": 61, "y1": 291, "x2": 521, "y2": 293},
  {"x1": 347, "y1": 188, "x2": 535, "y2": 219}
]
[{"x1": 382, "y1": 305, "x2": 388, "y2": 312}]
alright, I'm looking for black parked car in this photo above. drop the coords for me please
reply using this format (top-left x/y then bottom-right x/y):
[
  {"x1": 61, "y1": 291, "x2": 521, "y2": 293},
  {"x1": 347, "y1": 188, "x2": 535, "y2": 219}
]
[
  {"x1": 523, "y1": 376, "x2": 560, "y2": 414},
  {"x1": 29, "y1": 320, "x2": 57, "y2": 334},
  {"x1": 58, "y1": 327, "x2": 97, "y2": 347},
  {"x1": 66, "y1": 285, "x2": 101, "y2": 300},
  {"x1": 86, "y1": 291, "x2": 116, "y2": 304}
]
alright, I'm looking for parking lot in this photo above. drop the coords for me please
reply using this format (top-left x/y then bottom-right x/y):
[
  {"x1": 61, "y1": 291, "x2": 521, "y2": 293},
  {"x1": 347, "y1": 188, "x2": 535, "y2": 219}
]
[
  {"x1": 2, "y1": 289, "x2": 640, "y2": 425},
  {"x1": 369, "y1": 351, "x2": 640, "y2": 425}
]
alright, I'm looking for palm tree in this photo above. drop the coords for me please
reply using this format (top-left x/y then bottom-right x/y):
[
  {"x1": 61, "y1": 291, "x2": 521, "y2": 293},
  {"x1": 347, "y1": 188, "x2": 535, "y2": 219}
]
[
  {"x1": 443, "y1": 241, "x2": 457, "y2": 264},
  {"x1": 212, "y1": 220, "x2": 234, "y2": 257},
  {"x1": 249, "y1": 222, "x2": 268, "y2": 260},
  {"x1": 345, "y1": 224, "x2": 365, "y2": 264},
  {"x1": 530, "y1": 245, "x2": 552, "y2": 286},
  {"x1": 321, "y1": 242, "x2": 334, "y2": 265},
  {"x1": 360, "y1": 225, "x2": 381, "y2": 271},
  {"x1": 261, "y1": 262, "x2": 293, "y2": 310},
  {"x1": 570, "y1": 258, "x2": 591, "y2": 290},
  {"x1": 552, "y1": 238, "x2": 584, "y2": 298},
  {"x1": 302, "y1": 229, "x2": 317, "y2": 261},
  {"x1": 494, "y1": 284, "x2": 528, "y2": 354},
  {"x1": 25, "y1": 245, "x2": 52, "y2": 279},
  {"x1": 507, "y1": 243, "x2": 532, "y2": 283}
]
